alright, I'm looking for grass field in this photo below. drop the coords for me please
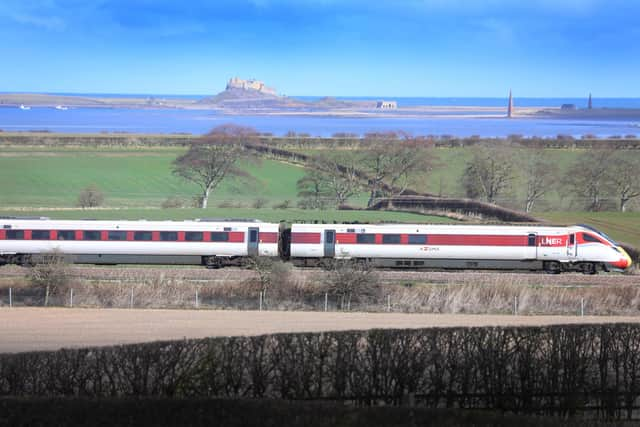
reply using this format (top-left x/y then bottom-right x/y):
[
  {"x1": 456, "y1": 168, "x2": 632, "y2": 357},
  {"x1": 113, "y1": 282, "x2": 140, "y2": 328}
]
[
  {"x1": 0, "y1": 207, "x2": 453, "y2": 224},
  {"x1": 0, "y1": 147, "x2": 306, "y2": 208},
  {"x1": 292, "y1": 146, "x2": 640, "y2": 212}
]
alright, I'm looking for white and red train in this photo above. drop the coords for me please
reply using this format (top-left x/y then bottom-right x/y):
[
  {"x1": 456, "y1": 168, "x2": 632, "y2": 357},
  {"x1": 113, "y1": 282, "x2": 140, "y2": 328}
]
[{"x1": 0, "y1": 217, "x2": 633, "y2": 274}]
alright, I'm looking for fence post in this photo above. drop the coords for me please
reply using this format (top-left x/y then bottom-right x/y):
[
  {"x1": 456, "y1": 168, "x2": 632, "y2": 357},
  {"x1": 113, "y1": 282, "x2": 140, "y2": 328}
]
[
  {"x1": 387, "y1": 294, "x2": 391, "y2": 312},
  {"x1": 9, "y1": 288, "x2": 12, "y2": 308},
  {"x1": 130, "y1": 287, "x2": 134, "y2": 309},
  {"x1": 581, "y1": 298, "x2": 585, "y2": 317},
  {"x1": 514, "y1": 296, "x2": 518, "y2": 315},
  {"x1": 195, "y1": 289, "x2": 199, "y2": 309},
  {"x1": 324, "y1": 292, "x2": 328, "y2": 312},
  {"x1": 259, "y1": 291, "x2": 263, "y2": 311},
  {"x1": 70, "y1": 288, "x2": 74, "y2": 308}
]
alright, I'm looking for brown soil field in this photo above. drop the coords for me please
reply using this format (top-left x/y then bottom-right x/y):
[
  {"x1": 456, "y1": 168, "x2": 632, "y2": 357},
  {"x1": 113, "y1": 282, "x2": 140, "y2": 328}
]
[{"x1": 2, "y1": 308, "x2": 640, "y2": 354}]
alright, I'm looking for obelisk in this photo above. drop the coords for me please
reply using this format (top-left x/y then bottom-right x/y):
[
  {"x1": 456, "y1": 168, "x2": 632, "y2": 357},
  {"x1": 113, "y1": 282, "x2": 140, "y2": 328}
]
[{"x1": 507, "y1": 89, "x2": 513, "y2": 118}]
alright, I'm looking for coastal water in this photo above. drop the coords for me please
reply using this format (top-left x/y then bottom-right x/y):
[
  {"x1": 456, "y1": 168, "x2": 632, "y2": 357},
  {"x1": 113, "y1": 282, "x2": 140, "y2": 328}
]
[{"x1": 1, "y1": 101, "x2": 639, "y2": 137}]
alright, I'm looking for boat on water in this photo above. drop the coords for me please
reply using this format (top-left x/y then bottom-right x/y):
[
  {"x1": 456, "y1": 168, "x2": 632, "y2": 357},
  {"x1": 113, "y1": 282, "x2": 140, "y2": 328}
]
[
  {"x1": 19, "y1": 104, "x2": 31, "y2": 110},
  {"x1": 55, "y1": 105, "x2": 68, "y2": 110}
]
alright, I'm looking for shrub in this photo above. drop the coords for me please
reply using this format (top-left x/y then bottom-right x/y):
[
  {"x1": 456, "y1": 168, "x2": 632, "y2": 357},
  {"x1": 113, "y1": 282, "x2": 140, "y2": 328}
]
[
  {"x1": 28, "y1": 251, "x2": 71, "y2": 306},
  {"x1": 252, "y1": 198, "x2": 268, "y2": 209},
  {"x1": 273, "y1": 200, "x2": 291, "y2": 209},
  {"x1": 161, "y1": 196, "x2": 184, "y2": 209},
  {"x1": 77, "y1": 185, "x2": 104, "y2": 208}
]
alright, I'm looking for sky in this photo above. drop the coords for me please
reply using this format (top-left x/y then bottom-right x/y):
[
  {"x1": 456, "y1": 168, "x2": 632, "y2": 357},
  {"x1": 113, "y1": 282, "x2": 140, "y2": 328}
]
[{"x1": 1, "y1": 0, "x2": 639, "y2": 97}]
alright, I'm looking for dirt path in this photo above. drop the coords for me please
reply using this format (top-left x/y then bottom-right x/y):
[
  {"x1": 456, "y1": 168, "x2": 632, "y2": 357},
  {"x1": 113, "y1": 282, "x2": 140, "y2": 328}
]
[{"x1": 2, "y1": 308, "x2": 640, "y2": 353}]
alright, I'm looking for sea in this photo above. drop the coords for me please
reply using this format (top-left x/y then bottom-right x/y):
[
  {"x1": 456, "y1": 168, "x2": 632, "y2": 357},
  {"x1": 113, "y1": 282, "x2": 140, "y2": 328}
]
[{"x1": 1, "y1": 94, "x2": 639, "y2": 137}]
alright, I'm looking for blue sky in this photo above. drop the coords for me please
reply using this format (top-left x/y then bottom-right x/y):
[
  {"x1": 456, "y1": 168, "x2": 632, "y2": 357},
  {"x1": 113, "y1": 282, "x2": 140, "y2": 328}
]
[{"x1": 1, "y1": 0, "x2": 639, "y2": 97}]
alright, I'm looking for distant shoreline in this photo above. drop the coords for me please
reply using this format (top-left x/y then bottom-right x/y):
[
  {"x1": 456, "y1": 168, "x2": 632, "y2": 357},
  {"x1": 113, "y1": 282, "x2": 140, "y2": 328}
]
[{"x1": 2, "y1": 93, "x2": 640, "y2": 121}]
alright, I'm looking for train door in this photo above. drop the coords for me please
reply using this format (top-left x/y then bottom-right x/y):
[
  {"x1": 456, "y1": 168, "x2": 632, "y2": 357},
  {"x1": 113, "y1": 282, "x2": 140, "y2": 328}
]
[
  {"x1": 567, "y1": 233, "x2": 577, "y2": 258},
  {"x1": 248, "y1": 227, "x2": 259, "y2": 257},
  {"x1": 324, "y1": 229, "x2": 335, "y2": 257},
  {"x1": 526, "y1": 233, "x2": 537, "y2": 259}
]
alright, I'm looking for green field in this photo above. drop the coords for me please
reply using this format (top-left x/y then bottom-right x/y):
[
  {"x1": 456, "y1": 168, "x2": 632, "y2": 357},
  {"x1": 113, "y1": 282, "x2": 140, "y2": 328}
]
[
  {"x1": 0, "y1": 147, "x2": 305, "y2": 208},
  {"x1": 0, "y1": 208, "x2": 454, "y2": 224},
  {"x1": 292, "y1": 146, "x2": 640, "y2": 212}
]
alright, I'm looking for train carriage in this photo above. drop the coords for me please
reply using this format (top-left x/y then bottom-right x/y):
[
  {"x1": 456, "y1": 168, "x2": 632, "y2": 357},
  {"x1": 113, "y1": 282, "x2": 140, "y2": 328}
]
[
  {"x1": 0, "y1": 217, "x2": 632, "y2": 273},
  {"x1": 0, "y1": 218, "x2": 280, "y2": 267},
  {"x1": 289, "y1": 223, "x2": 632, "y2": 273}
]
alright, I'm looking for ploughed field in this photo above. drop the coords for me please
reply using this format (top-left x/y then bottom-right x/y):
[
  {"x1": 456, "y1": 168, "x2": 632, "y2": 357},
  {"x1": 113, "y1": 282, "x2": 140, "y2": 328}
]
[{"x1": 3, "y1": 307, "x2": 640, "y2": 353}]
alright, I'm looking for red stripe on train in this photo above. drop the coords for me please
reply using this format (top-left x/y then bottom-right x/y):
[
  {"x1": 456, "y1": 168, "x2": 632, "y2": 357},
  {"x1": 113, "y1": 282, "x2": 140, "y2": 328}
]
[
  {"x1": 259, "y1": 232, "x2": 278, "y2": 244},
  {"x1": 291, "y1": 232, "x2": 321, "y2": 244}
]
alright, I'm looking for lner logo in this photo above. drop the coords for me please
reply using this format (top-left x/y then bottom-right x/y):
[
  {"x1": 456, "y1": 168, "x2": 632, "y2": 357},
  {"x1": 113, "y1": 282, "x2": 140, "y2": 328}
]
[{"x1": 539, "y1": 236, "x2": 565, "y2": 247}]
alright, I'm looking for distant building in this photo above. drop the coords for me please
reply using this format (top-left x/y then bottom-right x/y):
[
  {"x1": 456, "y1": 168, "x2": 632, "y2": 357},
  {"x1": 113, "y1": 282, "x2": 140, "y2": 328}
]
[
  {"x1": 376, "y1": 100, "x2": 397, "y2": 109},
  {"x1": 588, "y1": 93, "x2": 593, "y2": 109},
  {"x1": 226, "y1": 77, "x2": 277, "y2": 95},
  {"x1": 507, "y1": 89, "x2": 513, "y2": 118},
  {"x1": 561, "y1": 104, "x2": 577, "y2": 110}
]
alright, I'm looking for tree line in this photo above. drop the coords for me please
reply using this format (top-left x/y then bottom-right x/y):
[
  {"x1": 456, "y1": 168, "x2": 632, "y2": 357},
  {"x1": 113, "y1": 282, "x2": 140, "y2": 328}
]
[{"x1": 170, "y1": 125, "x2": 639, "y2": 212}]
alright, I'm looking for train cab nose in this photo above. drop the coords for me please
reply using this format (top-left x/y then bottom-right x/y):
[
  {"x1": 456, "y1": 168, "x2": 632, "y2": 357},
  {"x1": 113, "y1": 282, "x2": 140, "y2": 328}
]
[{"x1": 610, "y1": 247, "x2": 633, "y2": 271}]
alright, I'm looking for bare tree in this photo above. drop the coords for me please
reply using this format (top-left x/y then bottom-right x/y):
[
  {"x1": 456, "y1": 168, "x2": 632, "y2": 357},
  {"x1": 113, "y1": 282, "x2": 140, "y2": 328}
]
[
  {"x1": 317, "y1": 155, "x2": 361, "y2": 207},
  {"x1": 77, "y1": 185, "x2": 104, "y2": 208},
  {"x1": 564, "y1": 150, "x2": 614, "y2": 211},
  {"x1": 28, "y1": 251, "x2": 71, "y2": 307},
  {"x1": 323, "y1": 259, "x2": 378, "y2": 310},
  {"x1": 296, "y1": 168, "x2": 331, "y2": 209},
  {"x1": 608, "y1": 151, "x2": 640, "y2": 212},
  {"x1": 172, "y1": 124, "x2": 256, "y2": 208},
  {"x1": 462, "y1": 145, "x2": 515, "y2": 203},
  {"x1": 521, "y1": 148, "x2": 558, "y2": 213},
  {"x1": 360, "y1": 132, "x2": 434, "y2": 206}
]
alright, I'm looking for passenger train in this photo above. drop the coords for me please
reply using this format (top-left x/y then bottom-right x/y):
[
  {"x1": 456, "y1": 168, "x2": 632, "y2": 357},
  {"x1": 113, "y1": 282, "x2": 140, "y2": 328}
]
[{"x1": 0, "y1": 217, "x2": 633, "y2": 274}]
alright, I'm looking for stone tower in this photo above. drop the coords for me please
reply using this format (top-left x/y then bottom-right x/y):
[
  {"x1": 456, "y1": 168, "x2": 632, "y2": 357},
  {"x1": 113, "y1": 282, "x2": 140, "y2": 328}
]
[
  {"x1": 507, "y1": 89, "x2": 513, "y2": 118},
  {"x1": 588, "y1": 93, "x2": 592, "y2": 109}
]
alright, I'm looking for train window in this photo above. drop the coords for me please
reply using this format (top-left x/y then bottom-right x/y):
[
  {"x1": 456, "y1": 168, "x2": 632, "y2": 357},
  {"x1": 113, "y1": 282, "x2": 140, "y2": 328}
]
[
  {"x1": 382, "y1": 234, "x2": 401, "y2": 244},
  {"x1": 82, "y1": 231, "x2": 101, "y2": 241},
  {"x1": 408, "y1": 235, "x2": 427, "y2": 245},
  {"x1": 356, "y1": 234, "x2": 375, "y2": 244},
  {"x1": 527, "y1": 234, "x2": 536, "y2": 246},
  {"x1": 134, "y1": 231, "x2": 153, "y2": 241},
  {"x1": 210, "y1": 232, "x2": 229, "y2": 242},
  {"x1": 413, "y1": 261, "x2": 425, "y2": 266},
  {"x1": 159, "y1": 232, "x2": 178, "y2": 241},
  {"x1": 108, "y1": 231, "x2": 127, "y2": 241},
  {"x1": 583, "y1": 233, "x2": 600, "y2": 243},
  {"x1": 31, "y1": 230, "x2": 51, "y2": 240},
  {"x1": 6, "y1": 230, "x2": 24, "y2": 240},
  {"x1": 249, "y1": 229, "x2": 258, "y2": 243},
  {"x1": 57, "y1": 230, "x2": 76, "y2": 241},
  {"x1": 569, "y1": 234, "x2": 575, "y2": 245},
  {"x1": 185, "y1": 232, "x2": 203, "y2": 242}
]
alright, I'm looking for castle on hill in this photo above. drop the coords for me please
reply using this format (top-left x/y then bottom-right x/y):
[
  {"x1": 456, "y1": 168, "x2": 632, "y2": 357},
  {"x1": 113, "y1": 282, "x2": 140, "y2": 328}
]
[{"x1": 226, "y1": 77, "x2": 277, "y2": 96}]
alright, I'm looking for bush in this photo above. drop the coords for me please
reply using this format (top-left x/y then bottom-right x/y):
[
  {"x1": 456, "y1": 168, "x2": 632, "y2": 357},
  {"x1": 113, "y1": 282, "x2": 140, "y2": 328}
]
[
  {"x1": 273, "y1": 200, "x2": 291, "y2": 209},
  {"x1": 161, "y1": 196, "x2": 184, "y2": 209},
  {"x1": 252, "y1": 198, "x2": 268, "y2": 209},
  {"x1": 28, "y1": 251, "x2": 71, "y2": 306},
  {"x1": 76, "y1": 185, "x2": 104, "y2": 208}
]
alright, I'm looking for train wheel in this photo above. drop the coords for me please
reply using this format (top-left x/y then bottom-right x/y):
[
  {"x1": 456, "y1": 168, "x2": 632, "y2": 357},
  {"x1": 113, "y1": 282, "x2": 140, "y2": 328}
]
[
  {"x1": 543, "y1": 261, "x2": 562, "y2": 274},
  {"x1": 204, "y1": 256, "x2": 222, "y2": 269},
  {"x1": 580, "y1": 262, "x2": 597, "y2": 275}
]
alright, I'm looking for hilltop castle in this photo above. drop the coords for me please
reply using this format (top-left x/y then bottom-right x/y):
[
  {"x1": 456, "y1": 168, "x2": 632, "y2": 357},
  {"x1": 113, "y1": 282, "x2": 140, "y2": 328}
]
[{"x1": 226, "y1": 77, "x2": 277, "y2": 96}]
